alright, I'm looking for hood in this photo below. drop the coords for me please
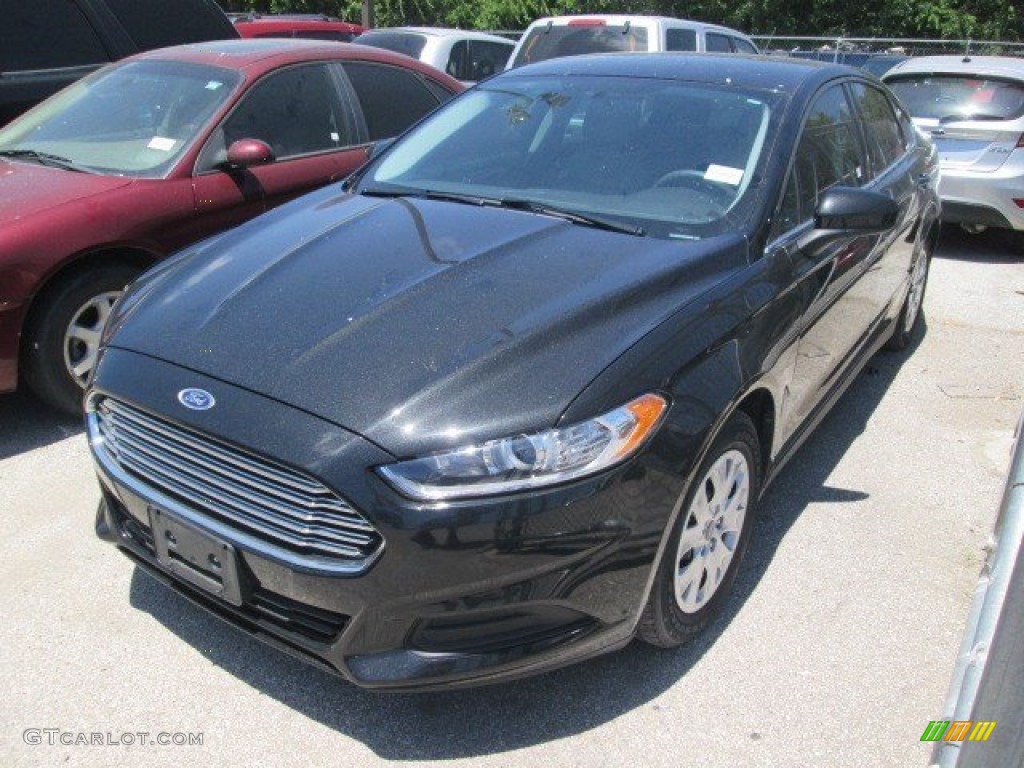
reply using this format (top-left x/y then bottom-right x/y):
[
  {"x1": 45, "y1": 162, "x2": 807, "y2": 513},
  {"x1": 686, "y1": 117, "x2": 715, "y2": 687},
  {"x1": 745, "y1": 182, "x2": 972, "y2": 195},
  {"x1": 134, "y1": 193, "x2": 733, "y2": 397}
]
[
  {"x1": 109, "y1": 189, "x2": 744, "y2": 456},
  {"x1": 0, "y1": 160, "x2": 133, "y2": 226}
]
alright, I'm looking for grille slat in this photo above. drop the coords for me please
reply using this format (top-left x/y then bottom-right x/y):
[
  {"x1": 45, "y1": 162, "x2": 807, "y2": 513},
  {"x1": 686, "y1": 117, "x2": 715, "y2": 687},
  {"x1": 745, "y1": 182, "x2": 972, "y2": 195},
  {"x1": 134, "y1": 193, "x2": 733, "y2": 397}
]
[
  {"x1": 110, "y1": 418, "x2": 373, "y2": 532},
  {"x1": 95, "y1": 398, "x2": 382, "y2": 563}
]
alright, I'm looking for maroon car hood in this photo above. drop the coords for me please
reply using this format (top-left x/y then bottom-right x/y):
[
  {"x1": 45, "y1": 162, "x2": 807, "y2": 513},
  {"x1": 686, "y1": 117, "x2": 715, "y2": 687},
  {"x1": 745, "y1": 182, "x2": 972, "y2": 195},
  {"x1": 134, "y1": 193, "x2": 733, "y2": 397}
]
[{"x1": 0, "y1": 160, "x2": 134, "y2": 226}]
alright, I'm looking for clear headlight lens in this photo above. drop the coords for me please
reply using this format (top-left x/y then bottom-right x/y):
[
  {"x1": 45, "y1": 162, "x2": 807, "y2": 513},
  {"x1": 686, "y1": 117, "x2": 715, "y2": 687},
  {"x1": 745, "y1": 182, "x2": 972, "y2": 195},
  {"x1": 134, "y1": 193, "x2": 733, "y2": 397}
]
[{"x1": 378, "y1": 393, "x2": 668, "y2": 501}]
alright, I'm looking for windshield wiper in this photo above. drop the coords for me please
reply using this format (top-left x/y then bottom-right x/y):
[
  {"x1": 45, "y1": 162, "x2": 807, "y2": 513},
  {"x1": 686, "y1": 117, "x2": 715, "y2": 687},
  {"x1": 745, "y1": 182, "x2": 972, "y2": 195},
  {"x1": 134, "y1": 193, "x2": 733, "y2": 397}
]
[
  {"x1": 497, "y1": 198, "x2": 645, "y2": 237},
  {"x1": 360, "y1": 186, "x2": 500, "y2": 207},
  {"x1": 359, "y1": 187, "x2": 644, "y2": 236},
  {"x1": 937, "y1": 112, "x2": 1008, "y2": 125},
  {"x1": 0, "y1": 149, "x2": 84, "y2": 172}
]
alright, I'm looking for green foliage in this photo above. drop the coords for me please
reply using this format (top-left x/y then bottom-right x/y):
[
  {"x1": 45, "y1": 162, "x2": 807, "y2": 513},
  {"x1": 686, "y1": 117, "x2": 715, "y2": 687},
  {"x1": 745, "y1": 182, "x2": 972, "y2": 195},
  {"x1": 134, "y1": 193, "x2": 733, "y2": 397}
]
[{"x1": 215, "y1": 0, "x2": 1022, "y2": 39}]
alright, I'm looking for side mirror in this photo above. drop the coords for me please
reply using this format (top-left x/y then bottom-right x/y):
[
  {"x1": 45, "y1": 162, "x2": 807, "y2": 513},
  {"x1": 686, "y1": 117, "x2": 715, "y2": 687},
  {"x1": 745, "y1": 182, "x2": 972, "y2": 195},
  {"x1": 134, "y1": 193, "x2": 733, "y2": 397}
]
[
  {"x1": 815, "y1": 187, "x2": 899, "y2": 232},
  {"x1": 224, "y1": 139, "x2": 274, "y2": 170}
]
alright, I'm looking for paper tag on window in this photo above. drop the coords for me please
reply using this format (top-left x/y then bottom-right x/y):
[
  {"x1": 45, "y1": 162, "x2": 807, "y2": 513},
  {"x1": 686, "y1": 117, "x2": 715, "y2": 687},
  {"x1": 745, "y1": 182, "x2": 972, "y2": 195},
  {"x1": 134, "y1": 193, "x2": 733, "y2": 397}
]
[
  {"x1": 705, "y1": 164, "x2": 744, "y2": 186},
  {"x1": 205, "y1": 81, "x2": 223, "y2": 91},
  {"x1": 147, "y1": 137, "x2": 177, "y2": 152}
]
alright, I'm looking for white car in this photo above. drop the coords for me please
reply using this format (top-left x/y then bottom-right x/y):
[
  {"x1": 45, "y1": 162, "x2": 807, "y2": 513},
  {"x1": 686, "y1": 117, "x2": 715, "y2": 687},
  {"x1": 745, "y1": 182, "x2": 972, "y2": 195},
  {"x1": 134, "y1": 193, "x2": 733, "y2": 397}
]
[
  {"x1": 884, "y1": 56, "x2": 1024, "y2": 239},
  {"x1": 354, "y1": 27, "x2": 514, "y2": 83},
  {"x1": 507, "y1": 15, "x2": 759, "y2": 69}
]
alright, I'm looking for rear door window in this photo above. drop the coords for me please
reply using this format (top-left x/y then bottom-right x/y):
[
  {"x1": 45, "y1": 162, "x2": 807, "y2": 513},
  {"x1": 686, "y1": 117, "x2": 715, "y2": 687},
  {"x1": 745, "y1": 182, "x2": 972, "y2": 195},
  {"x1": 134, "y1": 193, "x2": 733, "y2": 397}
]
[
  {"x1": 103, "y1": 0, "x2": 233, "y2": 51},
  {"x1": 665, "y1": 29, "x2": 697, "y2": 51},
  {"x1": 705, "y1": 33, "x2": 733, "y2": 53},
  {"x1": 342, "y1": 62, "x2": 441, "y2": 141},
  {"x1": 1, "y1": 0, "x2": 109, "y2": 71},
  {"x1": 732, "y1": 37, "x2": 759, "y2": 54}
]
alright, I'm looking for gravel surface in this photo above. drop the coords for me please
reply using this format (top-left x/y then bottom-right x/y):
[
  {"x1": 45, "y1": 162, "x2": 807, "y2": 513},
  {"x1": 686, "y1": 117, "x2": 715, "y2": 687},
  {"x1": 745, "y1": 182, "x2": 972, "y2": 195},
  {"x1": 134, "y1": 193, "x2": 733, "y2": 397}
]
[{"x1": 1, "y1": 227, "x2": 1021, "y2": 768}]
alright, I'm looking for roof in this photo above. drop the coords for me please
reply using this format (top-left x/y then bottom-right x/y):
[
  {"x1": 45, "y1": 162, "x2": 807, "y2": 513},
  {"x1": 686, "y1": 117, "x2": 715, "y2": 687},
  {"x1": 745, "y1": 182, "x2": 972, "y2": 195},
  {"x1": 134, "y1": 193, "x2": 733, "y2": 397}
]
[
  {"x1": 502, "y1": 51, "x2": 848, "y2": 93},
  {"x1": 234, "y1": 18, "x2": 363, "y2": 34},
  {"x1": 361, "y1": 27, "x2": 514, "y2": 45},
  {"x1": 527, "y1": 14, "x2": 749, "y2": 33},
  {"x1": 883, "y1": 55, "x2": 1024, "y2": 82},
  {"x1": 126, "y1": 38, "x2": 463, "y2": 89}
]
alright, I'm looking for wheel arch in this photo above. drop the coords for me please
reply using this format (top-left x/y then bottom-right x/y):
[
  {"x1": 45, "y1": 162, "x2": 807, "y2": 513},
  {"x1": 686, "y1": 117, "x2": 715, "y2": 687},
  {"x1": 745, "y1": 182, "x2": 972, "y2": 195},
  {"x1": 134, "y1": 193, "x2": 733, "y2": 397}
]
[{"x1": 17, "y1": 246, "x2": 160, "y2": 379}]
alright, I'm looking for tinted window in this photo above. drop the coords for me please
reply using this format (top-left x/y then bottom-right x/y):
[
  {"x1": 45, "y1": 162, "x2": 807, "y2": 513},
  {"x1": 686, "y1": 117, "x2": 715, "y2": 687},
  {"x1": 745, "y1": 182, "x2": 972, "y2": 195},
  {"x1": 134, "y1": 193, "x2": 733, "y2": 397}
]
[
  {"x1": 469, "y1": 40, "x2": 513, "y2": 80},
  {"x1": 886, "y1": 74, "x2": 1024, "y2": 121},
  {"x1": 665, "y1": 29, "x2": 697, "y2": 51},
  {"x1": 201, "y1": 64, "x2": 347, "y2": 168},
  {"x1": 1, "y1": 0, "x2": 109, "y2": 71},
  {"x1": 296, "y1": 30, "x2": 356, "y2": 42},
  {"x1": 706, "y1": 33, "x2": 733, "y2": 53},
  {"x1": 354, "y1": 31, "x2": 428, "y2": 59},
  {"x1": 512, "y1": 25, "x2": 649, "y2": 67},
  {"x1": 773, "y1": 85, "x2": 863, "y2": 234},
  {"x1": 343, "y1": 62, "x2": 440, "y2": 141},
  {"x1": 445, "y1": 40, "x2": 513, "y2": 81},
  {"x1": 733, "y1": 38, "x2": 759, "y2": 54},
  {"x1": 102, "y1": 0, "x2": 234, "y2": 51},
  {"x1": 849, "y1": 83, "x2": 906, "y2": 175}
]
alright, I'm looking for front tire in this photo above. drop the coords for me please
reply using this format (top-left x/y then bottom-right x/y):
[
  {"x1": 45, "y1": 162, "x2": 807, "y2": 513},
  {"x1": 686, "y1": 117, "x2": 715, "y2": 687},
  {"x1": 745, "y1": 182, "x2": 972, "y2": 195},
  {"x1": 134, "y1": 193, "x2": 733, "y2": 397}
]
[
  {"x1": 638, "y1": 412, "x2": 761, "y2": 648},
  {"x1": 22, "y1": 264, "x2": 138, "y2": 414}
]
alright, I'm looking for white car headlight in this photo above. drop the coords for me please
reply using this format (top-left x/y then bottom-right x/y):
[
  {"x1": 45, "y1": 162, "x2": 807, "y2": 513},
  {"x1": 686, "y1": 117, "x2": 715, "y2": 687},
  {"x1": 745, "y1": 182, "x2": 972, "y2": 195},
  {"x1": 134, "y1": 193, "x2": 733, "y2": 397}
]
[{"x1": 378, "y1": 393, "x2": 669, "y2": 501}]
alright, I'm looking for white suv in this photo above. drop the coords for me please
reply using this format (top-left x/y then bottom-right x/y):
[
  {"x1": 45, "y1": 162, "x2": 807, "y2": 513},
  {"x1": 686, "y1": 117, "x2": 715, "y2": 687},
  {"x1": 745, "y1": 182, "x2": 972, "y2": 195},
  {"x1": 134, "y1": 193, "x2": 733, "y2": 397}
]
[{"x1": 508, "y1": 15, "x2": 759, "y2": 69}]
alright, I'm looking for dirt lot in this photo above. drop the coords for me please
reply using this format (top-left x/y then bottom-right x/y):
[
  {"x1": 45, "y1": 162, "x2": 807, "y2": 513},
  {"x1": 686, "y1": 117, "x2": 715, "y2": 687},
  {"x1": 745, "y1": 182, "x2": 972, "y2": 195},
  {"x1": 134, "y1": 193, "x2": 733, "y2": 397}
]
[{"x1": 1, "y1": 228, "x2": 1021, "y2": 768}]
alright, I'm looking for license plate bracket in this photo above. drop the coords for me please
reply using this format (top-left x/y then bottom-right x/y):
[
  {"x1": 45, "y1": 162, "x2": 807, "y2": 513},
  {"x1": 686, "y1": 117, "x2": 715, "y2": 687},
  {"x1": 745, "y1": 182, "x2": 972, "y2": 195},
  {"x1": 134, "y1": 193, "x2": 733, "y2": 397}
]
[{"x1": 149, "y1": 508, "x2": 245, "y2": 606}]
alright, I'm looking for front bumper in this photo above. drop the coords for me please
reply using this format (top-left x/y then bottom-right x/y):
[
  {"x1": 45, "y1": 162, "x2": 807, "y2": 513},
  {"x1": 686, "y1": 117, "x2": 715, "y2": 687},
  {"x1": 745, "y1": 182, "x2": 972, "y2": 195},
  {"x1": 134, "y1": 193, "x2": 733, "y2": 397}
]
[{"x1": 89, "y1": 348, "x2": 684, "y2": 690}]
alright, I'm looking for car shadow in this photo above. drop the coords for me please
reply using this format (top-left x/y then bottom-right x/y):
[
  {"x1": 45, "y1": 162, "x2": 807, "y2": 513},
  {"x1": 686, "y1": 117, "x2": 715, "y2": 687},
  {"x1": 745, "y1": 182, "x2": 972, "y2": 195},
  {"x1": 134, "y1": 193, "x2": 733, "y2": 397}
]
[
  {"x1": 936, "y1": 225, "x2": 1023, "y2": 263},
  {"x1": 126, "y1": 333, "x2": 919, "y2": 759},
  {"x1": 0, "y1": 390, "x2": 84, "y2": 460}
]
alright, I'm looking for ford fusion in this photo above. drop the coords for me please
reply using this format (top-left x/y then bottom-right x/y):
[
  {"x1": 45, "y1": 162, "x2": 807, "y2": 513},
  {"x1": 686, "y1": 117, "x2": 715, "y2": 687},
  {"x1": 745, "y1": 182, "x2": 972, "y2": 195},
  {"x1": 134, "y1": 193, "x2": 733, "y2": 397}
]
[{"x1": 88, "y1": 54, "x2": 940, "y2": 690}]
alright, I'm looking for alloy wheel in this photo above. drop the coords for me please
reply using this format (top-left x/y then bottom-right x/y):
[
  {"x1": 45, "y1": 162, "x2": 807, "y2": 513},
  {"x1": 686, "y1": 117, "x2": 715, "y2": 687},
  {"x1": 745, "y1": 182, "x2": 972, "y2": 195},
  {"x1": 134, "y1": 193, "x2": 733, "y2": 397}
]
[{"x1": 674, "y1": 448, "x2": 750, "y2": 613}]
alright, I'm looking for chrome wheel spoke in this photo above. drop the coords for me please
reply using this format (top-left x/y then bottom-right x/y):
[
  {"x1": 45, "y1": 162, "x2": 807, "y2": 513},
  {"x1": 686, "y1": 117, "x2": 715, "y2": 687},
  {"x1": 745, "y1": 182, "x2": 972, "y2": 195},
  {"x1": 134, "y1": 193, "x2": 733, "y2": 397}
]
[
  {"x1": 673, "y1": 447, "x2": 750, "y2": 614},
  {"x1": 63, "y1": 290, "x2": 123, "y2": 385}
]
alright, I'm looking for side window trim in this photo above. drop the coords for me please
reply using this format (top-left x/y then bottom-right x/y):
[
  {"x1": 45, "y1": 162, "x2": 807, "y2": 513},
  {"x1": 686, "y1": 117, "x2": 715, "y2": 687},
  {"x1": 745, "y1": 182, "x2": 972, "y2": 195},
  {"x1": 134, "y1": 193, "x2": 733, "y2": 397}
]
[
  {"x1": 327, "y1": 61, "x2": 369, "y2": 147},
  {"x1": 768, "y1": 79, "x2": 868, "y2": 242}
]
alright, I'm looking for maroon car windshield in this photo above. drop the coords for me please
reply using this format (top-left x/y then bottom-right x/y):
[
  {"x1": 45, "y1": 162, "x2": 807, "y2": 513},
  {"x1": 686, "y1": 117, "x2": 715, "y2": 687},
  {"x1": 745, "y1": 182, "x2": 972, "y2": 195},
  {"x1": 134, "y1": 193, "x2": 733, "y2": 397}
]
[{"x1": 0, "y1": 60, "x2": 242, "y2": 177}]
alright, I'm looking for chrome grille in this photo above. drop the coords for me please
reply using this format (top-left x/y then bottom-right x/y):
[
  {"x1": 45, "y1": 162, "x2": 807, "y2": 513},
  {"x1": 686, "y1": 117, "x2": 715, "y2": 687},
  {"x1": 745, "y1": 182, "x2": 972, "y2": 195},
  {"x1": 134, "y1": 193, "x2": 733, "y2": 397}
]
[{"x1": 93, "y1": 397, "x2": 381, "y2": 563}]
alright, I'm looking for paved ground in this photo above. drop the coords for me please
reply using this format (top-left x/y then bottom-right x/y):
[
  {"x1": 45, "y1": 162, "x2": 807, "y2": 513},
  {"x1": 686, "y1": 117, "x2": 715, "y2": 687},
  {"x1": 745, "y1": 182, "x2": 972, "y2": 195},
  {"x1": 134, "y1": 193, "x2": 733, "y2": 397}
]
[{"x1": 1, "y1": 228, "x2": 1021, "y2": 768}]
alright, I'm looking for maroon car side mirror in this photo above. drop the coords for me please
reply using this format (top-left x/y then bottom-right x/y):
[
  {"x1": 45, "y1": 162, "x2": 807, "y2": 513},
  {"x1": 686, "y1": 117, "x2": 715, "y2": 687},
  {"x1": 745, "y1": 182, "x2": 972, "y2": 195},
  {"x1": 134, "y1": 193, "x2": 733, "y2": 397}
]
[{"x1": 224, "y1": 139, "x2": 275, "y2": 170}]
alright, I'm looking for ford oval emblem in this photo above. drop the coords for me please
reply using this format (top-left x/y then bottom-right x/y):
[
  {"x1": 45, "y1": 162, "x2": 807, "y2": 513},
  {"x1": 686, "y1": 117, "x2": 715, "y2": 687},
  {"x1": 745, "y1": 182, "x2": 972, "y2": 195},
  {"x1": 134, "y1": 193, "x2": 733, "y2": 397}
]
[{"x1": 178, "y1": 388, "x2": 215, "y2": 411}]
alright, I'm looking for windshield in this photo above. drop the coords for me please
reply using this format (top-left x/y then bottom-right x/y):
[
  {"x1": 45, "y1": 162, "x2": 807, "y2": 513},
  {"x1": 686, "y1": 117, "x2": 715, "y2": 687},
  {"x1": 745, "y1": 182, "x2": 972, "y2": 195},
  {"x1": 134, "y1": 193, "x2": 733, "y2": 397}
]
[
  {"x1": 0, "y1": 60, "x2": 242, "y2": 177},
  {"x1": 355, "y1": 31, "x2": 429, "y2": 59},
  {"x1": 511, "y1": 24, "x2": 650, "y2": 67},
  {"x1": 358, "y1": 75, "x2": 778, "y2": 241},
  {"x1": 886, "y1": 74, "x2": 1024, "y2": 122}
]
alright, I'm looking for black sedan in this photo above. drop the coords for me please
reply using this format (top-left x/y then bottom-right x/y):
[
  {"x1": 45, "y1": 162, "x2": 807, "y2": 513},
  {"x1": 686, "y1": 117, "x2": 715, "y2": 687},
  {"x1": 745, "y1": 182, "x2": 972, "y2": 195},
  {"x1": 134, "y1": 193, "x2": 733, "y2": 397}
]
[{"x1": 87, "y1": 54, "x2": 940, "y2": 690}]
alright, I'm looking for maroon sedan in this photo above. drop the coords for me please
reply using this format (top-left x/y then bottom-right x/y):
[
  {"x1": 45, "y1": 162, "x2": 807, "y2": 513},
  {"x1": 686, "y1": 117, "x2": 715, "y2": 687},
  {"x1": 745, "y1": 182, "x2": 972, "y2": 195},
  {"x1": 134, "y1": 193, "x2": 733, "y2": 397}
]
[{"x1": 0, "y1": 39, "x2": 461, "y2": 412}]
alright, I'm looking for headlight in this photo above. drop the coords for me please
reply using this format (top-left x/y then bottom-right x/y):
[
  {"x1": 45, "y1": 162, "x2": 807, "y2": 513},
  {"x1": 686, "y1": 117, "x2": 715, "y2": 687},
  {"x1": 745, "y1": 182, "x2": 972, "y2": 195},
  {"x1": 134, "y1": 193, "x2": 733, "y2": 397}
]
[{"x1": 378, "y1": 393, "x2": 668, "y2": 501}]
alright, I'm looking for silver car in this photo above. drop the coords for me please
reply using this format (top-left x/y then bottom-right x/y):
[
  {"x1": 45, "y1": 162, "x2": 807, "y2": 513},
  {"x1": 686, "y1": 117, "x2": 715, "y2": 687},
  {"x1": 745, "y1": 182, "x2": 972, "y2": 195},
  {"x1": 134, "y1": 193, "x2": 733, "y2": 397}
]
[
  {"x1": 354, "y1": 27, "x2": 514, "y2": 83},
  {"x1": 884, "y1": 56, "x2": 1024, "y2": 240}
]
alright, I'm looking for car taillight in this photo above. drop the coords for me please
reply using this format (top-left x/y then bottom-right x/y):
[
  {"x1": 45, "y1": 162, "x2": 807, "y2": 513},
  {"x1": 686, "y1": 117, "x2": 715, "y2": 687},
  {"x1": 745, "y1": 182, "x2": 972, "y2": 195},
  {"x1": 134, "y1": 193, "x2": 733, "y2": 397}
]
[
  {"x1": 1017, "y1": 132, "x2": 1024, "y2": 148},
  {"x1": 1014, "y1": 199, "x2": 1024, "y2": 209},
  {"x1": 567, "y1": 18, "x2": 606, "y2": 26}
]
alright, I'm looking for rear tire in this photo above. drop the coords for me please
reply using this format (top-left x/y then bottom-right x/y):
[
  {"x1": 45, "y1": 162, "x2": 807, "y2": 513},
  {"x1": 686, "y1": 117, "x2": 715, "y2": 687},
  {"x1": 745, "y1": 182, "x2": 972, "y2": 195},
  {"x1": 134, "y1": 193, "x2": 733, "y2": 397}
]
[
  {"x1": 638, "y1": 412, "x2": 761, "y2": 648},
  {"x1": 886, "y1": 235, "x2": 931, "y2": 351},
  {"x1": 22, "y1": 264, "x2": 138, "y2": 414}
]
